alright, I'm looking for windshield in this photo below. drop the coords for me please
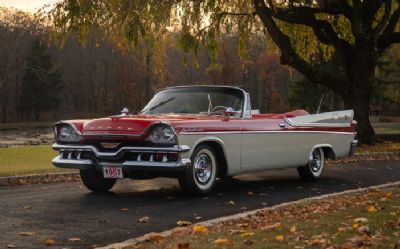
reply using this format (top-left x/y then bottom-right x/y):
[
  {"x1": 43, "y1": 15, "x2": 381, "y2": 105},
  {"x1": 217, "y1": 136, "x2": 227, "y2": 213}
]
[{"x1": 140, "y1": 87, "x2": 244, "y2": 117}]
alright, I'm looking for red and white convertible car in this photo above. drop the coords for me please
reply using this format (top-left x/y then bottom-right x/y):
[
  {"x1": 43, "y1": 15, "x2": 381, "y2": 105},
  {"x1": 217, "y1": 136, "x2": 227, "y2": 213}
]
[{"x1": 52, "y1": 86, "x2": 357, "y2": 194}]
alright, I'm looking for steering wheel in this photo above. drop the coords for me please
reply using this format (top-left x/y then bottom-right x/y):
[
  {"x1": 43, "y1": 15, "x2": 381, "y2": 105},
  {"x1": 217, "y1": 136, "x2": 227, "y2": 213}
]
[{"x1": 211, "y1": 106, "x2": 228, "y2": 113}]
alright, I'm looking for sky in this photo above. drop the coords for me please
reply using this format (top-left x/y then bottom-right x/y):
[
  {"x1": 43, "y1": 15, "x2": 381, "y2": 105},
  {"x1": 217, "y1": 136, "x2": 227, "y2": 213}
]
[{"x1": 0, "y1": 0, "x2": 59, "y2": 12}]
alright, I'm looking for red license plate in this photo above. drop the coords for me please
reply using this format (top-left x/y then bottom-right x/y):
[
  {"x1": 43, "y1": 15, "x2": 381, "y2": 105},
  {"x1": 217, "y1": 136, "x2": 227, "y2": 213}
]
[{"x1": 103, "y1": 167, "x2": 123, "y2": 179}]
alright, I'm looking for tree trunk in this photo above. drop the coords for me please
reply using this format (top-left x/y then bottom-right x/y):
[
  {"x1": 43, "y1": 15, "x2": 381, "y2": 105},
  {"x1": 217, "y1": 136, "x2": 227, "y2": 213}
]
[
  {"x1": 344, "y1": 48, "x2": 377, "y2": 144},
  {"x1": 346, "y1": 93, "x2": 376, "y2": 144}
]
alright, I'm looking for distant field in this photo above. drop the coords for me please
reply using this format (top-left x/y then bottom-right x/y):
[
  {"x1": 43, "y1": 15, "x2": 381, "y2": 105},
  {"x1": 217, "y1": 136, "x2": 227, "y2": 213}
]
[
  {"x1": 0, "y1": 145, "x2": 72, "y2": 177},
  {"x1": 0, "y1": 122, "x2": 54, "y2": 131}
]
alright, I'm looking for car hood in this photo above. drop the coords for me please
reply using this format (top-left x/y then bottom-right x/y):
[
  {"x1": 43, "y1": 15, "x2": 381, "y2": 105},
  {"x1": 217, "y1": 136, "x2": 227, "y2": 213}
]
[{"x1": 72, "y1": 114, "x2": 224, "y2": 136}]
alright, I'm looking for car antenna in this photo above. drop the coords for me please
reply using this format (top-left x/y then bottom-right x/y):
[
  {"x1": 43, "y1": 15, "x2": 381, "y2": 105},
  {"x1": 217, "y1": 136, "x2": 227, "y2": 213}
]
[
  {"x1": 316, "y1": 95, "x2": 323, "y2": 114},
  {"x1": 207, "y1": 94, "x2": 213, "y2": 115}
]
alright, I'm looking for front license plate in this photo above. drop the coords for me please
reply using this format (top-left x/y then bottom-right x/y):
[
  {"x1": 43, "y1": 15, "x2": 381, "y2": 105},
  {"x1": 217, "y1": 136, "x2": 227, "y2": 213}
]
[{"x1": 103, "y1": 167, "x2": 123, "y2": 179}]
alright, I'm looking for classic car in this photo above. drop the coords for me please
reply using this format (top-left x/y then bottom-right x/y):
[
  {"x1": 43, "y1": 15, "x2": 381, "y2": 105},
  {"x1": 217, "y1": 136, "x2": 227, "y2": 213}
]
[{"x1": 52, "y1": 85, "x2": 358, "y2": 194}]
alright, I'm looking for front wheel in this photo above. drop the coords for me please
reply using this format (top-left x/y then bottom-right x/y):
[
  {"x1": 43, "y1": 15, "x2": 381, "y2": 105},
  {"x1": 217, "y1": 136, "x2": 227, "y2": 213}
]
[
  {"x1": 178, "y1": 145, "x2": 218, "y2": 195},
  {"x1": 297, "y1": 147, "x2": 325, "y2": 182},
  {"x1": 80, "y1": 169, "x2": 117, "y2": 192}
]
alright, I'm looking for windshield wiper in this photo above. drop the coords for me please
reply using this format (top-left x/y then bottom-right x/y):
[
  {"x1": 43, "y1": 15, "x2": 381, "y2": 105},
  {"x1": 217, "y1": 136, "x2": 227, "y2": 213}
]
[{"x1": 148, "y1": 97, "x2": 176, "y2": 112}]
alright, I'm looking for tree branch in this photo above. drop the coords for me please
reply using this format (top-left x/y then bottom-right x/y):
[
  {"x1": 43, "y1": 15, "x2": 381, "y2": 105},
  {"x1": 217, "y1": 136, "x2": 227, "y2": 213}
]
[
  {"x1": 267, "y1": 7, "x2": 354, "y2": 67},
  {"x1": 252, "y1": 0, "x2": 348, "y2": 93},
  {"x1": 374, "y1": 0, "x2": 392, "y2": 38},
  {"x1": 217, "y1": 11, "x2": 255, "y2": 17},
  {"x1": 382, "y1": 3, "x2": 400, "y2": 35}
]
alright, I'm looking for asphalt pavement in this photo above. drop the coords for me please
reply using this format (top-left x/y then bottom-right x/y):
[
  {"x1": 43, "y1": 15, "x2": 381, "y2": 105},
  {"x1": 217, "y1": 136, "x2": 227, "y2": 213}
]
[{"x1": 1, "y1": 160, "x2": 400, "y2": 249}]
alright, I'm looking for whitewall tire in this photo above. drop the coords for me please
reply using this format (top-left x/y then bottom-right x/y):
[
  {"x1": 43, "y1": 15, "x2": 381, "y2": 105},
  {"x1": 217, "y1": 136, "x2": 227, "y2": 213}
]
[
  {"x1": 297, "y1": 147, "x2": 325, "y2": 182},
  {"x1": 179, "y1": 145, "x2": 218, "y2": 195}
]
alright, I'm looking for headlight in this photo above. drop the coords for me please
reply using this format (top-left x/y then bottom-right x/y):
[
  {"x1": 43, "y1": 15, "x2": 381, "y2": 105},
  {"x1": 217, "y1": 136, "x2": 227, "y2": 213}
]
[
  {"x1": 145, "y1": 125, "x2": 176, "y2": 145},
  {"x1": 55, "y1": 124, "x2": 81, "y2": 142}
]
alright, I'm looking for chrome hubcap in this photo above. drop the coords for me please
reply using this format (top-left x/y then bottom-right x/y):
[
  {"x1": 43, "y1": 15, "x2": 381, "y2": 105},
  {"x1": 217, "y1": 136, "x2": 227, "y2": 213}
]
[
  {"x1": 194, "y1": 153, "x2": 212, "y2": 184},
  {"x1": 310, "y1": 150, "x2": 322, "y2": 172}
]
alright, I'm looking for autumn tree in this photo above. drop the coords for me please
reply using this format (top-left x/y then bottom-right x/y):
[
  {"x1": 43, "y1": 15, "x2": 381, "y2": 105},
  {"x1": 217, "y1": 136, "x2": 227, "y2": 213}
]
[{"x1": 49, "y1": 0, "x2": 400, "y2": 143}]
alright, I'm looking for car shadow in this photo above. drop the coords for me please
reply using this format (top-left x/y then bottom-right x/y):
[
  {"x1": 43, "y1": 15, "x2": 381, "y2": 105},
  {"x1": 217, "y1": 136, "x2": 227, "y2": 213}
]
[{"x1": 76, "y1": 168, "x2": 358, "y2": 210}]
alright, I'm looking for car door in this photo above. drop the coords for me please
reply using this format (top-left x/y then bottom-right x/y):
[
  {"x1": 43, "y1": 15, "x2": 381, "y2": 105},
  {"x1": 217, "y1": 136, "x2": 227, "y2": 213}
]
[{"x1": 240, "y1": 117, "x2": 289, "y2": 170}]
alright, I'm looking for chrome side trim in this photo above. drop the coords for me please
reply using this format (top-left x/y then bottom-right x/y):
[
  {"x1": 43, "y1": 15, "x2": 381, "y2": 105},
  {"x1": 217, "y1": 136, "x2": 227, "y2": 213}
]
[
  {"x1": 52, "y1": 143, "x2": 190, "y2": 157},
  {"x1": 284, "y1": 118, "x2": 352, "y2": 128},
  {"x1": 179, "y1": 131, "x2": 356, "y2": 135}
]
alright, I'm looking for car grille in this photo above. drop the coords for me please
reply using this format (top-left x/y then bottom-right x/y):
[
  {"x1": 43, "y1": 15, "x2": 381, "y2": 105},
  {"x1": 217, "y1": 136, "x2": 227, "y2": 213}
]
[{"x1": 59, "y1": 150, "x2": 179, "y2": 164}]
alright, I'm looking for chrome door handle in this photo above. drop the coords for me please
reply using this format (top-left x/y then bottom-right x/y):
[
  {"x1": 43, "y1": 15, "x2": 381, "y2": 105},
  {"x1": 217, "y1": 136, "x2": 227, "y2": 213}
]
[{"x1": 279, "y1": 123, "x2": 286, "y2": 128}]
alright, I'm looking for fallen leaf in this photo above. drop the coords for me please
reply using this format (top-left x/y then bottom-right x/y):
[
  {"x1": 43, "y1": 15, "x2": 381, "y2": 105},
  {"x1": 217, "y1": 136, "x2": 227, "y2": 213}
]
[
  {"x1": 7, "y1": 245, "x2": 16, "y2": 248},
  {"x1": 357, "y1": 226, "x2": 370, "y2": 233},
  {"x1": 338, "y1": 226, "x2": 350, "y2": 232},
  {"x1": 177, "y1": 220, "x2": 192, "y2": 226},
  {"x1": 174, "y1": 242, "x2": 189, "y2": 249},
  {"x1": 247, "y1": 191, "x2": 253, "y2": 196},
  {"x1": 367, "y1": 206, "x2": 378, "y2": 213},
  {"x1": 352, "y1": 223, "x2": 361, "y2": 229},
  {"x1": 121, "y1": 208, "x2": 129, "y2": 212},
  {"x1": 146, "y1": 233, "x2": 165, "y2": 243},
  {"x1": 19, "y1": 231, "x2": 35, "y2": 236},
  {"x1": 386, "y1": 192, "x2": 393, "y2": 198},
  {"x1": 225, "y1": 200, "x2": 235, "y2": 205},
  {"x1": 353, "y1": 217, "x2": 368, "y2": 223},
  {"x1": 194, "y1": 216, "x2": 203, "y2": 221},
  {"x1": 68, "y1": 237, "x2": 81, "y2": 242},
  {"x1": 213, "y1": 238, "x2": 233, "y2": 246},
  {"x1": 275, "y1": 235, "x2": 285, "y2": 241},
  {"x1": 193, "y1": 224, "x2": 208, "y2": 234},
  {"x1": 138, "y1": 216, "x2": 150, "y2": 223},
  {"x1": 44, "y1": 239, "x2": 55, "y2": 246},
  {"x1": 265, "y1": 222, "x2": 282, "y2": 230},
  {"x1": 243, "y1": 239, "x2": 254, "y2": 245},
  {"x1": 290, "y1": 225, "x2": 297, "y2": 233},
  {"x1": 228, "y1": 229, "x2": 241, "y2": 235},
  {"x1": 240, "y1": 231, "x2": 255, "y2": 237}
]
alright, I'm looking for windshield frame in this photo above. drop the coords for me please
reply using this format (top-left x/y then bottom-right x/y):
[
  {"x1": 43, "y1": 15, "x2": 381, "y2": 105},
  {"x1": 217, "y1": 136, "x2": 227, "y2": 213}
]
[{"x1": 139, "y1": 86, "x2": 250, "y2": 118}]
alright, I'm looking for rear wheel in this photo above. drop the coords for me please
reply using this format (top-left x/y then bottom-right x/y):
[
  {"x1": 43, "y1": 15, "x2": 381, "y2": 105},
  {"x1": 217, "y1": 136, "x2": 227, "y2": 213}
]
[
  {"x1": 80, "y1": 169, "x2": 117, "y2": 192},
  {"x1": 178, "y1": 145, "x2": 218, "y2": 195},
  {"x1": 297, "y1": 147, "x2": 325, "y2": 182}
]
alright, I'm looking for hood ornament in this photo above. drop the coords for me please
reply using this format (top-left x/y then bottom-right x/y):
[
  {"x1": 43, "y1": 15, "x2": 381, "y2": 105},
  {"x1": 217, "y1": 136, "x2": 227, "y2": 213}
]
[
  {"x1": 121, "y1": 107, "x2": 130, "y2": 116},
  {"x1": 110, "y1": 107, "x2": 130, "y2": 119}
]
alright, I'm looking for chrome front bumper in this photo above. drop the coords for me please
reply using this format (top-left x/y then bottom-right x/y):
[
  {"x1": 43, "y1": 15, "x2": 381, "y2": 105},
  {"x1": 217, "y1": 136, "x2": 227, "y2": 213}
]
[{"x1": 52, "y1": 143, "x2": 191, "y2": 171}]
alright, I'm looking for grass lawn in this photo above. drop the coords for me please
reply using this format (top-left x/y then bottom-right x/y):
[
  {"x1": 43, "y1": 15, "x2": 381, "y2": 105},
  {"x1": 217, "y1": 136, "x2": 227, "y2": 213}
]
[
  {"x1": 0, "y1": 145, "x2": 72, "y2": 177},
  {"x1": 375, "y1": 127, "x2": 400, "y2": 135},
  {"x1": 140, "y1": 187, "x2": 400, "y2": 249}
]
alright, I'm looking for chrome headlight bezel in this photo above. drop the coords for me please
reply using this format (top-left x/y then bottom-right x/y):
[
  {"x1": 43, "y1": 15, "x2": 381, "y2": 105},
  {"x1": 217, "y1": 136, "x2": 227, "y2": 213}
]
[
  {"x1": 145, "y1": 125, "x2": 176, "y2": 145},
  {"x1": 54, "y1": 123, "x2": 81, "y2": 143}
]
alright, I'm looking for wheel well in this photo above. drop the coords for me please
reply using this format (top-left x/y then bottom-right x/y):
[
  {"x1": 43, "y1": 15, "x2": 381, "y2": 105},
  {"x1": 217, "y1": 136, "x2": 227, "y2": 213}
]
[
  {"x1": 321, "y1": 147, "x2": 336, "y2": 160},
  {"x1": 196, "y1": 141, "x2": 228, "y2": 178}
]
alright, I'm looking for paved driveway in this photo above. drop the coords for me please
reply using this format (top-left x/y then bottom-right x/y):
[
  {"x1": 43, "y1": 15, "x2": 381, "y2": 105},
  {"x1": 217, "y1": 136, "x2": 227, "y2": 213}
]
[{"x1": 1, "y1": 160, "x2": 399, "y2": 249}]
